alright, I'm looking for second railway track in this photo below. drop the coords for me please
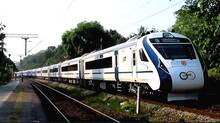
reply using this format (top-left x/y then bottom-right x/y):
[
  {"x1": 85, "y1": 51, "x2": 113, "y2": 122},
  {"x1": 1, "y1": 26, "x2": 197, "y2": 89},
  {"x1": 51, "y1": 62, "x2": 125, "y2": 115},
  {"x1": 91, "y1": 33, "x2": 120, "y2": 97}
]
[{"x1": 31, "y1": 81, "x2": 120, "y2": 123}]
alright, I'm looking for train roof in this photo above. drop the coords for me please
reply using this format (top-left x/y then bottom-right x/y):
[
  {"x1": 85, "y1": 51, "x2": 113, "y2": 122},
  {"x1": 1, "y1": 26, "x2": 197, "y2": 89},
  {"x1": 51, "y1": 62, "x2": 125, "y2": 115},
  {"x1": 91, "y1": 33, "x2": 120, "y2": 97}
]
[
  {"x1": 82, "y1": 32, "x2": 189, "y2": 58},
  {"x1": 17, "y1": 32, "x2": 191, "y2": 73},
  {"x1": 82, "y1": 38, "x2": 138, "y2": 59},
  {"x1": 147, "y1": 32, "x2": 189, "y2": 39},
  {"x1": 61, "y1": 57, "x2": 81, "y2": 65}
]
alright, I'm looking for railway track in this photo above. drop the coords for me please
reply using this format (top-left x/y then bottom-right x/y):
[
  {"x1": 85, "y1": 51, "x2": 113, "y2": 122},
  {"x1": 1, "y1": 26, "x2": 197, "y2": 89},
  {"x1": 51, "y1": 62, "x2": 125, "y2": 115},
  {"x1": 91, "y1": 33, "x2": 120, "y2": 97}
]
[
  {"x1": 31, "y1": 81, "x2": 120, "y2": 123},
  {"x1": 129, "y1": 93, "x2": 220, "y2": 120},
  {"x1": 32, "y1": 78, "x2": 220, "y2": 121}
]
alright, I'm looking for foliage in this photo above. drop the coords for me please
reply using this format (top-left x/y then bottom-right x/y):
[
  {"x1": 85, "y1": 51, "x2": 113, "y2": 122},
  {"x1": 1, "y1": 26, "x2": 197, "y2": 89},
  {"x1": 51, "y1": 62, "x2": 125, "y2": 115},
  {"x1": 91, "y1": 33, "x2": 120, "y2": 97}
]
[
  {"x1": 0, "y1": 53, "x2": 16, "y2": 82},
  {"x1": 62, "y1": 21, "x2": 126, "y2": 58},
  {"x1": 45, "y1": 45, "x2": 68, "y2": 65},
  {"x1": 129, "y1": 26, "x2": 158, "y2": 38},
  {"x1": 18, "y1": 45, "x2": 67, "y2": 70},
  {"x1": 208, "y1": 68, "x2": 220, "y2": 80},
  {"x1": 18, "y1": 21, "x2": 126, "y2": 70},
  {"x1": 120, "y1": 101, "x2": 135, "y2": 113},
  {"x1": 172, "y1": 0, "x2": 220, "y2": 69},
  {"x1": 0, "y1": 23, "x2": 6, "y2": 52},
  {"x1": 62, "y1": 21, "x2": 109, "y2": 58},
  {"x1": 106, "y1": 29, "x2": 127, "y2": 44},
  {"x1": 0, "y1": 52, "x2": 17, "y2": 82},
  {"x1": 0, "y1": 23, "x2": 17, "y2": 83}
]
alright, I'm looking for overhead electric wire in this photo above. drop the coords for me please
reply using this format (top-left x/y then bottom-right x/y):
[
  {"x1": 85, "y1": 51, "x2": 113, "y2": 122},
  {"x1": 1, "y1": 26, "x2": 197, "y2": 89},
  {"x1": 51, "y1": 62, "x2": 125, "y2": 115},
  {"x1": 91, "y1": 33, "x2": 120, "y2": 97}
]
[
  {"x1": 5, "y1": 33, "x2": 38, "y2": 38},
  {"x1": 66, "y1": 0, "x2": 75, "y2": 10},
  {"x1": 112, "y1": 0, "x2": 152, "y2": 24},
  {"x1": 27, "y1": 40, "x2": 43, "y2": 54},
  {"x1": 123, "y1": 0, "x2": 185, "y2": 29}
]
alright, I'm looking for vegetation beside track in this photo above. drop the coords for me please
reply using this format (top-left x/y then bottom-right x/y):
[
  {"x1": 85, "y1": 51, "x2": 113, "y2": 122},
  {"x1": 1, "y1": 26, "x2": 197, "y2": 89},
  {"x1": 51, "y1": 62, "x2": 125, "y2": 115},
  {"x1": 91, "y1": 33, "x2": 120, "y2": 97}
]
[
  {"x1": 0, "y1": 23, "x2": 17, "y2": 84},
  {"x1": 38, "y1": 80, "x2": 219, "y2": 122}
]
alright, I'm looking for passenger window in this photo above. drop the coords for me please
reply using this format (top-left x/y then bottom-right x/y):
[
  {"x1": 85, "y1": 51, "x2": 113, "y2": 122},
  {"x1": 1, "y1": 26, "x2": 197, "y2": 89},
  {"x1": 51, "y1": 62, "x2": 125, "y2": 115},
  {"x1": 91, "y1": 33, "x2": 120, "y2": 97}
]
[
  {"x1": 133, "y1": 52, "x2": 136, "y2": 66},
  {"x1": 85, "y1": 57, "x2": 112, "y2": 70},
  {"x1": 139, "y1": 49, "x2": 148, "y2": 62}
]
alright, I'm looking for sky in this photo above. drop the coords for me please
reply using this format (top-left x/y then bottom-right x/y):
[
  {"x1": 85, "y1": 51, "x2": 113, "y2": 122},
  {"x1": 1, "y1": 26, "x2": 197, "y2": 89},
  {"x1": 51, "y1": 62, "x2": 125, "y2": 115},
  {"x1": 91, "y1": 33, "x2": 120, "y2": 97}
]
[{"x1": 0, "y1": 0, "x2": 185, "y2": 62}]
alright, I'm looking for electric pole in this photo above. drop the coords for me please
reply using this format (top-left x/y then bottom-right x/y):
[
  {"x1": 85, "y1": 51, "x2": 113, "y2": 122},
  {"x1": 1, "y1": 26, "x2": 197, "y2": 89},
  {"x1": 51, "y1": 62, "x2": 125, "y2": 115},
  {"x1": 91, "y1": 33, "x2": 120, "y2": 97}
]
[
  {"x1": 22, "y1": 37, "x2": 29, "y2": 56},
  {"x1": 5, "y1": 33, "x2": 38, "y2": 56}
]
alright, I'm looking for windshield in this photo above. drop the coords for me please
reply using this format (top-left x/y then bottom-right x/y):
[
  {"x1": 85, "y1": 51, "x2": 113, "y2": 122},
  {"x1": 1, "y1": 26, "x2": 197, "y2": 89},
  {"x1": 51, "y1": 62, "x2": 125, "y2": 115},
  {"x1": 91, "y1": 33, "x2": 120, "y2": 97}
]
[{"x1": 153, "y1": 44, "x2": 196, "y2": 59}]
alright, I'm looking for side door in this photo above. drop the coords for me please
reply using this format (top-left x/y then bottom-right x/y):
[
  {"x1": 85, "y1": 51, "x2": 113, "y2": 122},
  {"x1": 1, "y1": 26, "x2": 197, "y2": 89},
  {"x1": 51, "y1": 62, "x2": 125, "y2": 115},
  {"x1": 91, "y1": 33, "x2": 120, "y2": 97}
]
[
  {"x1": 132, "y1": 48, "x2": 137, "y2": 81},
  {"x1": 79, "y1": 59, "x2": 84, "y2": 80},
  {"x1": 114, "y1": 50, "x2": 119, "y2": 81}
]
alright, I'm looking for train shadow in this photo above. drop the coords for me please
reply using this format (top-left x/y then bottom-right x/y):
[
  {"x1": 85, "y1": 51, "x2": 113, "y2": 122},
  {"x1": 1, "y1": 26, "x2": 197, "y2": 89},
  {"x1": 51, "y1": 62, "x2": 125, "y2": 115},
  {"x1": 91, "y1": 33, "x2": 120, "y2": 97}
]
[
  {"x1": 199, "y1": 78, "x2": 220, "y2": 105},
  {"x1": 170, "y1": 79, "x2": 220, "y2": 109}
]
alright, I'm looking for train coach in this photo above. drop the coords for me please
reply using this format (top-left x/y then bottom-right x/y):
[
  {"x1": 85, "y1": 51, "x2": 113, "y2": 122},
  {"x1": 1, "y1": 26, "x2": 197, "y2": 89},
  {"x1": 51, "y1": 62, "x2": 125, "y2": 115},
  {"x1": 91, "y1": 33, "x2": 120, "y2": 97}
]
[
  {"x1": 17, "y1": 32, "x2": 207, "y2": 101},
  {"x1": 60, "y1": 57, "x2": 80, "y2": 83}
]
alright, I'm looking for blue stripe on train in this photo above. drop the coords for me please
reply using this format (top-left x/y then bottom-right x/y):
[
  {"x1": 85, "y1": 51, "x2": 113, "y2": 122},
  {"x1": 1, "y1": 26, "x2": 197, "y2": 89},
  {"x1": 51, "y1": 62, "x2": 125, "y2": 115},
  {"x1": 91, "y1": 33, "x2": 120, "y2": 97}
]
[{"x1": 142, "y1": 37, "x2": 172, "y2": 92}]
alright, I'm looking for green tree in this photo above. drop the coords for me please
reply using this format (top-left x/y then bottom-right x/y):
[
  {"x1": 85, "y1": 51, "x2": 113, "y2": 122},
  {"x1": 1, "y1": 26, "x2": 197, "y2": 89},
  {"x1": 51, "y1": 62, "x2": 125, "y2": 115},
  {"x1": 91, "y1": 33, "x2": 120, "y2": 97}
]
[
  {"x1": 0, "y1": 23, "x2": 17, "y2": 83},
  {"x1": 106, "y1": 29, "x2": 127, "y2": 44},
  {"x1": 0, "y1": 23, "x2": 6, "y2": 53},
  {"x1": 129, "y1": 26, "x2": 158, "y2": 38},
  {"x1": 18, "y1": 45, "x2": 67, "y2": 70},
  {"x1": 45, "y1": 45, "x2": 67, "y2": 65},
  {"x1": 62, "y1": 21, "x2": 118, "y2": 58},
  {"x1": 18, "y1": 21, "x2": 126, "y2": 70},
  {"x1": 172, "y1": 0, "x2": 220, "y2": 69}
]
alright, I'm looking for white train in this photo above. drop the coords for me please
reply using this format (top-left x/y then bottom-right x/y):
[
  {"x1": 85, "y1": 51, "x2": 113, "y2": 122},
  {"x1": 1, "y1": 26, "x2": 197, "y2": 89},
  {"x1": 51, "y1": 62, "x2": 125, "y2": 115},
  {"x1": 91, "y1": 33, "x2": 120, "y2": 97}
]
[{"x1": 17, "y1": 32, "x2": 207, "y2": 101}]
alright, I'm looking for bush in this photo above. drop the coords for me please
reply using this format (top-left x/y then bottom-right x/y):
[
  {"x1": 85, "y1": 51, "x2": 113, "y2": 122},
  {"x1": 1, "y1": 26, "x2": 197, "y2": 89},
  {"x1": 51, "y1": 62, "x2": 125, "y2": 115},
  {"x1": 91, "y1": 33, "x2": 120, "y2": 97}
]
[
  {"x1": 208, "y1": 68, "x2": 220, "y2": 80},
  {"x1": 120, "y1": 101, "x2": 135, "y2": 113},
  {"x1": 0, "y1": 69, "x2": 12, "y2": 83}
]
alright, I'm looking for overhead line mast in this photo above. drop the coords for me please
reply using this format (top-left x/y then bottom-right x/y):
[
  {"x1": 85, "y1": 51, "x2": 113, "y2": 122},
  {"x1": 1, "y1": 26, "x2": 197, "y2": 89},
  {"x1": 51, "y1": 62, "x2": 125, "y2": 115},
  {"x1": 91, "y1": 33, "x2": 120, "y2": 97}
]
[{"x1": 5, "y1": 33, "x2": 38, "y2": 56}]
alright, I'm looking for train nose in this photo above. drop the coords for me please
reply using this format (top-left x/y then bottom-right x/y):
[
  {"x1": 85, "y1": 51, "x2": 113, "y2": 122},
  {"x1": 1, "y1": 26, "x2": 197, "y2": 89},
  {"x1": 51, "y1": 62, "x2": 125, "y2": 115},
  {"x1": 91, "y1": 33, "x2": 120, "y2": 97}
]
[{"x1": 169, "y1": 67, "x2": 204, "y2": 92}]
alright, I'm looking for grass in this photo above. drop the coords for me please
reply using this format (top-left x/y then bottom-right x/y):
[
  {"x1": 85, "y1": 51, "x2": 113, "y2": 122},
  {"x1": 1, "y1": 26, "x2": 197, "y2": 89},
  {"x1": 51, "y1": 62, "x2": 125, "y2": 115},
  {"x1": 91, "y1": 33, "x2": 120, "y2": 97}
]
[
  {"x1": 45, "y1": 82, "x2": 148, "y2": 121},
  {"x1": 84, "y1": 92, "x2": 137, "y2": 113},
  {"x1": 43, "y1": 81, "x2": 219, "y2": 122}
]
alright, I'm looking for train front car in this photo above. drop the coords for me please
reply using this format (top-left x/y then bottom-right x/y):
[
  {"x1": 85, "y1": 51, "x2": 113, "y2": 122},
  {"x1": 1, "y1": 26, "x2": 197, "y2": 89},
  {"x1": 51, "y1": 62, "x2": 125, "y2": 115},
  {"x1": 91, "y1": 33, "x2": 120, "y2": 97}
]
[{"x1": 144, "y1": 32, "x2": 205, "y2": 101}]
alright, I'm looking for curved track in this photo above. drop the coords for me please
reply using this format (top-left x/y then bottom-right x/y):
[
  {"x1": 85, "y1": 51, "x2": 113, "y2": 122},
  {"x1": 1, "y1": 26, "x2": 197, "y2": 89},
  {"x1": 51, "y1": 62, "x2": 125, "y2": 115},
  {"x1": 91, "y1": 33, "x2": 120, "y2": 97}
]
[{"x1": 31, "y1": 81, "x2": 120, "y2": 123}]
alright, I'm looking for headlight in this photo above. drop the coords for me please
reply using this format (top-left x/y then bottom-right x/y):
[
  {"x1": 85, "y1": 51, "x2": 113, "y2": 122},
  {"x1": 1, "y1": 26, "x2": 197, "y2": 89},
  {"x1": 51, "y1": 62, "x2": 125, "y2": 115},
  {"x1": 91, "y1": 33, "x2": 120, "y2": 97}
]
[{"x1": 159, "y1": 60, "x2": 169, "y2": 73}]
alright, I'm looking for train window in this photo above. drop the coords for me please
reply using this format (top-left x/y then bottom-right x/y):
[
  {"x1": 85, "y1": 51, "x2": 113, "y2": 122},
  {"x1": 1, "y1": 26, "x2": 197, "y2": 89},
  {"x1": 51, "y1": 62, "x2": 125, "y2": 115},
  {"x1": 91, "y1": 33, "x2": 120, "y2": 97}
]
[
  {"x1": 50, "y1": 68, "x2": 58, "y2": 72},
  {"x1": 54, "y1": 68, "x2": 58, "y2": 72},
  {"x1": 62, "y1": 64, "x2": 78, "y2": 72},
  {"x1": 123, "y1": 56, "x2": 126, "y2": 62},
  {"x1": 133, "y1": 52, "x2": 136, "y2": 66},
  {"x1": 86, "y1": 57, "x2": 112, "y2": 70},
  {"x1": 153, "y1": 44, "x2": 196, "y2": 59},
  {"x1": 139, "y1": 49, "x2": 148, "y2": 62},
  {"x1": 42, "y1": 70, "x2": 48, "y2": 73}
]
